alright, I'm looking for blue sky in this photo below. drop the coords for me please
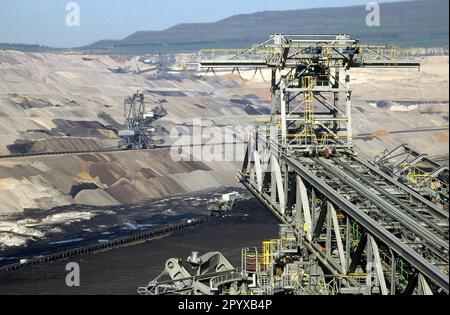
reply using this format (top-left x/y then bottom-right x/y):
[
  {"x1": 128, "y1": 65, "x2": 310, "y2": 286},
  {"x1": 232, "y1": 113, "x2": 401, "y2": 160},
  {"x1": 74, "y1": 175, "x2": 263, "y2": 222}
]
[{"x1": 0, "y1": 0, "x2": 407, "y2": 47}]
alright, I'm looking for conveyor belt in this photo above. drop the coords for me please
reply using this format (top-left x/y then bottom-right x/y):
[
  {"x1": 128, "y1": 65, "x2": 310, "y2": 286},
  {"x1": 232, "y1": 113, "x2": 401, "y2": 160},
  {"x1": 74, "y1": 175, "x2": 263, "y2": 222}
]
[
  {"x1": 282, "y1": 154, "x2": 449, "y2": 291},
  {"x1": 1, "y1": 217, "x2": 208, "y2": 272},
  {"x1": 312, "y1": 157, "x2": 449, "y2": 256},
  {"x1": 0, "y1": 141, "x2": 247, "y2": 160}
]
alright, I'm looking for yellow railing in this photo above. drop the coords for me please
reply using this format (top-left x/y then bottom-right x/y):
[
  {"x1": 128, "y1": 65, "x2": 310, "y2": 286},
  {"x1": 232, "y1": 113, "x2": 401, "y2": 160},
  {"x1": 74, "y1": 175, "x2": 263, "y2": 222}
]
[
  {"x1": 297, "y1": 76, "x2": 317, "y2": 144},
  {"x1": 199, "y1": 48, "x2": 276, "y2": 62},
  {"x1": 401, "y1": 164, "x2": 448, "y2": 192},
  {"x1": 262, "y1": 237, "x2": 297, "y2": 268},
  {"x1": 336, "y1": 273, "x2": 367, "y2": 279},
  {"x1": 358, "y1": 46, "x2": 420, "y2": 65},
  {"x1": 262, "y1": 240, "x2": 276, "y2": 267},
  {"x1": 200, "y1": 45, "x2": 419, "y2": 66}
]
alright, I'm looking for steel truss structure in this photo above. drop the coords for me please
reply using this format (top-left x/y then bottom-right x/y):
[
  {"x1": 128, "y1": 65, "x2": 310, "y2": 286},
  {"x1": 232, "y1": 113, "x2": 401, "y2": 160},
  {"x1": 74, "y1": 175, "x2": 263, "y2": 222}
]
[
  {"x1": 118, "y1": 92, "x2": 167, "y2": 150},
  {"x1": 138, "y1": 251, "x2": 238, "y2": 295},
  {"x1": 200, "y1": 34, "x2": 420, "y2": 155},
  {"x1": 373, "y1": 144, "x2": 449, "y2": 209},
  {"x1": 239, "y1": 133, "x2": 448, "y2": 294},
  {"x1": 198, "y1": 34, "x2": 449, "y2": 295}
]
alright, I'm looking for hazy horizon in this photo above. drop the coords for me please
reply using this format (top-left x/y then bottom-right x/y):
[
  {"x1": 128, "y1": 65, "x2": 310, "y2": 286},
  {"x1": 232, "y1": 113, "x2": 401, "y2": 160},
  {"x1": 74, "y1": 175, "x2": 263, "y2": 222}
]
[{"x1": 0, "y1": 0, "x2": 410, "y2": 48}]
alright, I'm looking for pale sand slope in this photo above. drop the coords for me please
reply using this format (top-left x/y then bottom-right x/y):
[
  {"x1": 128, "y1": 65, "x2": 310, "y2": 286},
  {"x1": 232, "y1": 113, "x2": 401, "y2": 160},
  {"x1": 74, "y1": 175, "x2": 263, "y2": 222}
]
[
  {"x1": 352, "y1": 56, "x2": 449, "y2": 102},
  {"x1": 0, "y1": 51, "x2": 268, "y2": 154},
  {"x1": 351, "y1": 56, "x2": 449, "y2": 160},
  {"x1": 0, "y1": 51, "x2": 448, "y2": 215},
  {"x1": 234, "y1": 56, "x2": 449, "y2": 102},
  {"x1": 0, "y1": 149, "x2": 241, "y2": 214}
]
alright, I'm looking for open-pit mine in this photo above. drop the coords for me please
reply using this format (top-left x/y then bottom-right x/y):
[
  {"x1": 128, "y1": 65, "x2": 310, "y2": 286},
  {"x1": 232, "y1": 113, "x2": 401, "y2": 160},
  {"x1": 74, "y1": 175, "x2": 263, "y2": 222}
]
[{"x1": 0, "y1": 32, "x2": 448, "y2": 296}]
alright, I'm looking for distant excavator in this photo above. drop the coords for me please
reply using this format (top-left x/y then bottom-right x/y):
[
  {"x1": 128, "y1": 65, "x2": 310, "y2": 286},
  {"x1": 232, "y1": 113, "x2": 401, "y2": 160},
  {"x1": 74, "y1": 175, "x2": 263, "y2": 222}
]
[{"x1": 118, "y1": 92, "x2": 167, "y2": 150}]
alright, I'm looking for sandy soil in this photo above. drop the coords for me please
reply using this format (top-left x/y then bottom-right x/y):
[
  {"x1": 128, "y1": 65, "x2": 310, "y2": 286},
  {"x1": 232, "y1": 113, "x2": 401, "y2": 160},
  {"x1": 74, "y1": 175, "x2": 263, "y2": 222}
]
[
  {"x1": 0, "y1": 149, "x2": 242, "y2": 214},
  {"x1": 0, "y1": 51, "x2": 447, "y2": 218},
  {"x1": 0, "y1": 51, "x2": 447, "y2": 295}
]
